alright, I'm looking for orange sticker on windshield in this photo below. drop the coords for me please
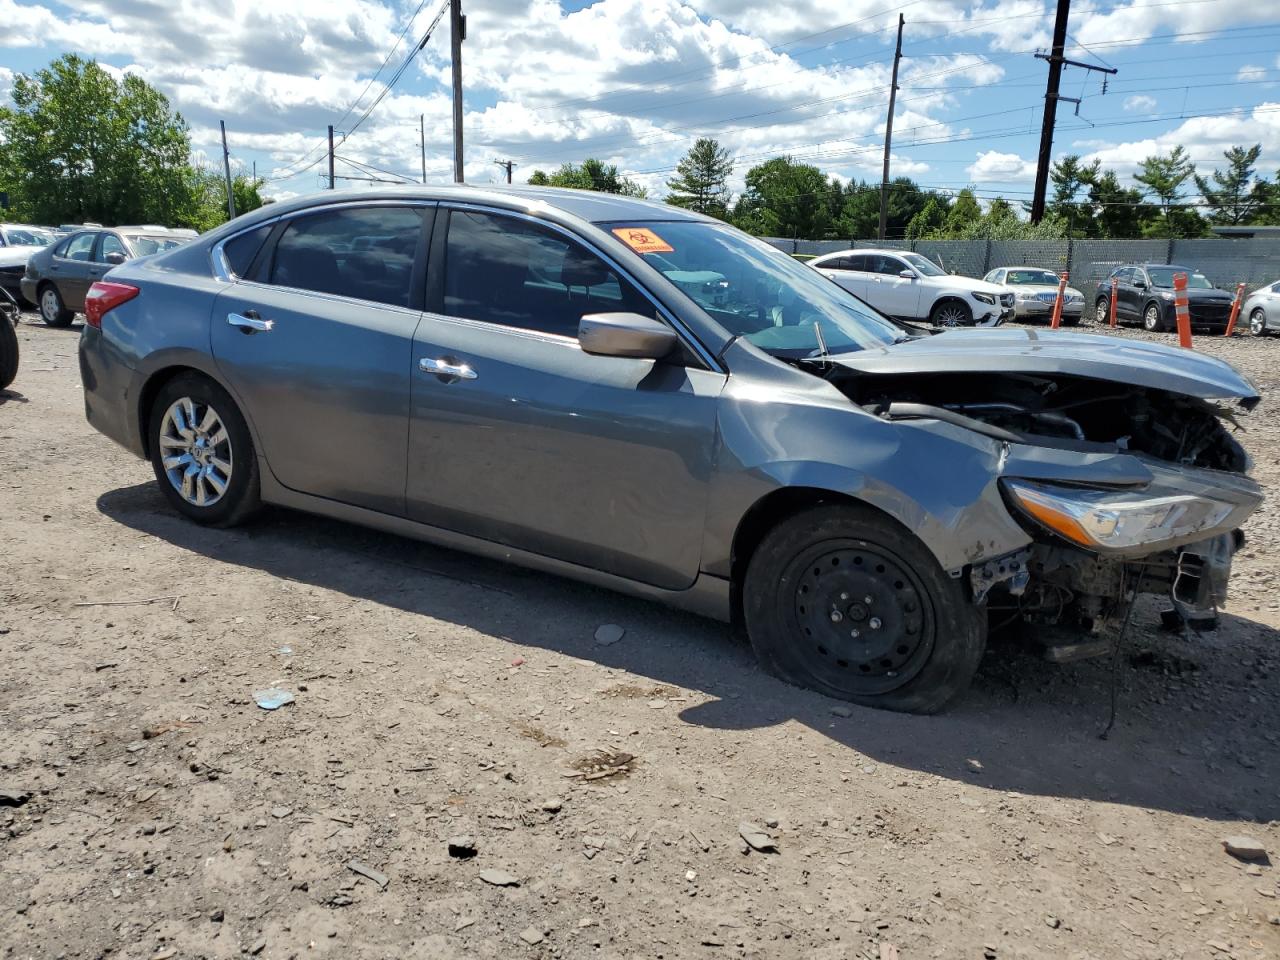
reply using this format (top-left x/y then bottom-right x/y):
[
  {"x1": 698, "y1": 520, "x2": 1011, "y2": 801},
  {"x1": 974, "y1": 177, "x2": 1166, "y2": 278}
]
[{"x1": 612, "y1": 227, "x2": 673, "y2": 254}]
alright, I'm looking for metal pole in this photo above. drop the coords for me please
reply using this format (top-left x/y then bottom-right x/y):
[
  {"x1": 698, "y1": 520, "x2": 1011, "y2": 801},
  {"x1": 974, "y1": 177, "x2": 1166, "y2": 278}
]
[
  {"x1": 877, "y1": 14, "x2": 904, "y2": 241},
  {"x1": 328, "y1": 125, "x2": 335, "y2": 190},
  {"x1": 1030, "y1": 0, "x2": 1070, "y2": 223},
  {"x1": 420, "y1": 114, "x2": 427, "y2": 184},
  {"x1": 494, "y1": 159, "x2": 514, "y2": 183},
  {"x1": 220, "y1": 120, "x2": 237, "y2": 219},
  {"x1": 450, "y1": 0, "x2": 465, "y2": 183}
]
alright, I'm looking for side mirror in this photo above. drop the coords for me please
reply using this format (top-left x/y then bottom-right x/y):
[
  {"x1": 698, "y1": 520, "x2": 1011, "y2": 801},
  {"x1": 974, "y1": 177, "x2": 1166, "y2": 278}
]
[
  {"x1": 898, "y1": 269, "x2": 915, "y2": 280},
  {"x1": 579, "y1": 312, "x2": 677, "y2": 360},
  {"x1": 1133, "y1": 279, "x2": 1146, "y2": 289},
  {"x1": 105, "y1": 252, "x2": 126, "y2": 265}
]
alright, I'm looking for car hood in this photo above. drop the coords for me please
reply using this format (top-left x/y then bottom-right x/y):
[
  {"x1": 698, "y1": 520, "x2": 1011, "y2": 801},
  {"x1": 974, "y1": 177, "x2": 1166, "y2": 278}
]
[
  {"x1": 829, "y1": 328, "x2": 1260, "y2": 406},
  {"x1": 928, "y1": 276, "x2": 1005, "y2": 295}
]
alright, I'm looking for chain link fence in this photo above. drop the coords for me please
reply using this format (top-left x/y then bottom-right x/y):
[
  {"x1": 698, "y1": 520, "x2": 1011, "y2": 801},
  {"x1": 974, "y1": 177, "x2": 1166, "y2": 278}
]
[{"x1": 763, "y1": 236, "x2": 1280, "y2": 313}]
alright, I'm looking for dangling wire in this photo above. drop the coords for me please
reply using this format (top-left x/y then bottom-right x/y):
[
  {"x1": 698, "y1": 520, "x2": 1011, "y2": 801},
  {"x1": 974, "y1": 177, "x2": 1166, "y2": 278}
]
[{"x1": 1099, "y1": 567, "x2": 1147, "y2": 741}]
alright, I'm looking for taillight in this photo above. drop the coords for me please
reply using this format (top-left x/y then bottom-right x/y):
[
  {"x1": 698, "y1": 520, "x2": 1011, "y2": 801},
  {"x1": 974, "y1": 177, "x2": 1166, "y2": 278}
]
[{"x1": 84, "y1": 281, "x2": 139, "y2": 329}]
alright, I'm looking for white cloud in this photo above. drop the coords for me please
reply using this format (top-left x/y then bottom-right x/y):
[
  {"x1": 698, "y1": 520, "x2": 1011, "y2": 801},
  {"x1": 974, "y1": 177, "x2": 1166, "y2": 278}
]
[
  {"x1": 966, "y1": 150, "x2": 1036, "y2": 182},
  {"x1": 1123, "y1": 94, "x2": 1156, "y2": 112},
  {"x1": 1238, "y1": 64, "x2": 1267, "y2": 84}
]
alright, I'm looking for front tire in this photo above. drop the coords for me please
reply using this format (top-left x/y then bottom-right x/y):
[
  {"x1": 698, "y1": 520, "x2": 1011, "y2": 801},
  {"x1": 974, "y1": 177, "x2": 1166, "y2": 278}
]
[
  {"x1": 1142, "y1": 302, "x2": 1166, "y2": 332},
  {"x1": 148, "y1": 373, "x2": 261, "y2": 527},
  {"x1": 930, "y1": 299, "x2": 972, "y2": 328},
  {"x1": 1251, "y1": 309, "x2": 1268, "y2": 337},
  {"x1": 39, "y1": 284, "x2": 73, "y2": 327},
  {"x1": 1095, "y1": 296, "x2": 1110, "y2": 325},
  {"x1": 743, "y1": 504, "x2": 986, "y2": 714},
  {"x1": 0, "y1": 316, "x2": 17, "y2": 391}
]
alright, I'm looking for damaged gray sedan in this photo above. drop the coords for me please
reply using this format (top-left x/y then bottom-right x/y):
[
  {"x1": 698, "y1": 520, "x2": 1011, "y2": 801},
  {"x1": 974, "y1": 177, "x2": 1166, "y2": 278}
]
[{"x1": 77, "y1": 186, "x2": 1262, "y2": 713}]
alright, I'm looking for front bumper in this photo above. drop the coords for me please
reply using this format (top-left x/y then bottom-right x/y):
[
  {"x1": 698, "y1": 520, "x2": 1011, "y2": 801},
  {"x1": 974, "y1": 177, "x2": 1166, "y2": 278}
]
[{"x1": 1013, "y1": 300, "x2": 1084, "y2": 320}]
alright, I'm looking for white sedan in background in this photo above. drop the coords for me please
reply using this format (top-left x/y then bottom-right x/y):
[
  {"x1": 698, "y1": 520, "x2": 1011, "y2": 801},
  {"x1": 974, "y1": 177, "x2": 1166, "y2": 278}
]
[
  {"x1": 1243, "y1": 279, "x2": 1280, "y2": 336},
  {"x1": 0, "y1": 223, "x2": 56, "y2": 307},
  {"x1": 810, "y1": 248, "x2": 1013, "y2": 327},
  {"x1": 983, "y1": 266, "x2": 1085, "y2": 325}
]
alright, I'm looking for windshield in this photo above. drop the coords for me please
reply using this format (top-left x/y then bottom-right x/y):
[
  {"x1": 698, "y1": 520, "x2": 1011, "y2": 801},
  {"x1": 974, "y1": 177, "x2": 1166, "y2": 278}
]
[
  {"x1": 1006, "y1": 269, "x2": 1058, "y2": 285},
  {"x1": 1148, "y1": 267, "x2": 1213, "y2": 290},
  {"x1": 606, "y1": 221, "x2": 905, "y2": 355},
  {"x1": 2, "y1": 226, "x2": 54, "y2": 247},
  {"x1": 125, "y1": 234, "x2": 190, "y2": 256},
  {"x1": 902, "y1": 253, "x2": 946, "y2": 277}
]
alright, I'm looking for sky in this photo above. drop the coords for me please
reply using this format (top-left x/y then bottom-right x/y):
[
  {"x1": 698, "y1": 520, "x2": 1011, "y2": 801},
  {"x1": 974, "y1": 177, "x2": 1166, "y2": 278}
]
[{"x1": 2, "y1": 0, "x2": 1279, "y2": 211}]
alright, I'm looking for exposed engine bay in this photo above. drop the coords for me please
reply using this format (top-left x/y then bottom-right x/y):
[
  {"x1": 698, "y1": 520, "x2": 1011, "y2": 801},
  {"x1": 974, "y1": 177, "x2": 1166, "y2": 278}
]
[{"x1": 807, "y1": 363, "x2": 1256, "y2": 655}]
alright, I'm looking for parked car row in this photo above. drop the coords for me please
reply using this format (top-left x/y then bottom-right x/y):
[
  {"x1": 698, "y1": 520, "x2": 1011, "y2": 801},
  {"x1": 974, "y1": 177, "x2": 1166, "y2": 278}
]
[{"x1": 0, "y1": 222, "x2": 58, "y2": 306}]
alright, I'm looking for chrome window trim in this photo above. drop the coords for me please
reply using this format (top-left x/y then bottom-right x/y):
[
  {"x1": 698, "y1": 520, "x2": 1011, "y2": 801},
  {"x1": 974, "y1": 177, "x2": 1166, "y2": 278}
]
[
  {"x1": 209, "y1": 198, "x2": 437, "y2": 282},
  {"x1": 440, "y1": 201, "x2": 725, "y2": 373}
]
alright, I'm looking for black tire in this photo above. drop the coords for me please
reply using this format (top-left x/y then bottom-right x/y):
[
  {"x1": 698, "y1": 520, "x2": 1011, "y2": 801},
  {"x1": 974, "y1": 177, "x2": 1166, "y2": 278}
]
[
  {"x1": 930, "y1": 299, "x2": 972, "y2": 328},
  {"x1": 38, "y1": 283, "x2": 74, "y2": 327},
  {"x1": 1250, "y1": 309, "x2": 1268, "y2": 337},
  {"x1": 743, "y1": 504, "x2": 986, "y2": 714},
  {"x1": 148, "y1": 372, "x2": 261, "y2": 527},
  {"x1": 1142, "y1": 301, "x2": 1165, "y2": 332},
  {"x1": 0, "y1": 317, "x2": 17, "y2": 391},
  {"x1": 1095, "y1": 295, "x2": 1110, "y2": 324}
]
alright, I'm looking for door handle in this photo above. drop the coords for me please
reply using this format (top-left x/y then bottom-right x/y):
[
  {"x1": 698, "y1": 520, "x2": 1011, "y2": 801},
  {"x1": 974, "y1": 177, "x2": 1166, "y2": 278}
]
[
  {"x1": 419, "y1": 357, "x2": 477, "y2": 380},
  {"x1": 228, "y1": 311, "x2": 273, "y2": 333}
]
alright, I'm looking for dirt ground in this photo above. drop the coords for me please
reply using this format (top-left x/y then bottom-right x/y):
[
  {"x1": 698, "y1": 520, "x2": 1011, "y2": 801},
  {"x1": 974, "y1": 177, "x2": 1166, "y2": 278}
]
[{"x1": 1, "y1": 311, "x2": 1278, "y2": 960}]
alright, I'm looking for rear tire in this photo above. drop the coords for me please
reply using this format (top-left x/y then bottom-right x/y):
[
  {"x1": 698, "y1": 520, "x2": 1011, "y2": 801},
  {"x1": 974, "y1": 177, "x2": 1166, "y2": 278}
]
[
  {"x1": 39, "y1": 284, "x2": 73, "y2": 327},
  {"x1": 743, "y1": 504, "x2": 986, "y2": 714},
  {"x1": 148, "y1": 373, "x2": 261, "y2": 527},
  {"x1": 0, "y1": 316, "x2": 17, "y2": 391}
]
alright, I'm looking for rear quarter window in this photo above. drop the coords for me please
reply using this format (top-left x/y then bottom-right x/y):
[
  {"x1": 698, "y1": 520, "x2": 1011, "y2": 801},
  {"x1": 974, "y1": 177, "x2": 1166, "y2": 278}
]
[{"x1": 222, "y1": 225, "x2": 273, "y2": 278}]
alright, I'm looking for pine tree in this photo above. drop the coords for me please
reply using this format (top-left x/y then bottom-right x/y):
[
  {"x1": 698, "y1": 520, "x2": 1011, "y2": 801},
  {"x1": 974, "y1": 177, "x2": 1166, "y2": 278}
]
[
  {"x1": 1134, "y1": 146, "x2": 1195, "y2": 236},
  {"x1": 1193, "y1": 144, "x2": 1267, "y2": 225},
  {"x1": 665, "y1": 138, "x2": 733, "y2": 217}
]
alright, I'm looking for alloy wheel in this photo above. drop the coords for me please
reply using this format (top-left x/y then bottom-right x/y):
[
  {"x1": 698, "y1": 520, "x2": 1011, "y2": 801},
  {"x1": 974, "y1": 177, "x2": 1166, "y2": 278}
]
[
  {"x1": 1251, "y1": 310, "x2": 1267, "y2": 336},
  {"x1": 934, "y1": 304, "x2": 968, "y2": 327},
  {"x1": 1096, "y1": 296, "x2": 1109, "y2": 322},
  {"x1": 158, "y1": 397, "x2": 233, "y2": 507},
  {"x1": 791, "y1": 544, "x2": 934, "y2": 696},
  {"x1": 41, "y1": 289, "x2": 60, "y2": 324},
  {"x1": 1143, "y1": 305, "x2": 1162, "y2": 331}
]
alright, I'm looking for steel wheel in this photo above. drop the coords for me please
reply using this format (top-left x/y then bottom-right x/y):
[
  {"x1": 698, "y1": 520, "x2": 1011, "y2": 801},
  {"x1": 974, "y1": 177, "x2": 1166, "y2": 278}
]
[
  {"x1": 1251, "y1": 309, "x2": 1267, "y2": 336},
  {"x1": 39, "y1": 286, "x2": 71, "y2": 327},
  {"x1": 158, "y1": 397, "x2": 233, "y2": 508},
  {"x1": 1143, "y1": 303, "x2": 1163, "y2": 332},
  {"x1": 790, "y1": 542, "x2": 934, "y2": 696}
]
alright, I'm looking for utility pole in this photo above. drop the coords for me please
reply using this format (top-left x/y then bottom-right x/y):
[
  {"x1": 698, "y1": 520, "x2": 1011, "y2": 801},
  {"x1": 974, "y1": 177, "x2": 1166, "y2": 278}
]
[
  {"x1": 1030, "y1": 0, "x2": 1116, "y2": 221},
  {"x1": 219, "y1": 120, "x2": 237, "y2": 219},
  {"x1": 877, "y1": 14, "x2": 904, "y2": 241},
  {"x1": 328, "y1": 125, "x2": 335, "y2": 190},
  {"x1": 493, "y1": 159, "x2": 515, "y2": 184},
  {"x1": 420, "y1": 114, "x2": 427, "y2": 184},
  {"x1": 450, "y1": 0, "x2": 465, "y2": 183}
]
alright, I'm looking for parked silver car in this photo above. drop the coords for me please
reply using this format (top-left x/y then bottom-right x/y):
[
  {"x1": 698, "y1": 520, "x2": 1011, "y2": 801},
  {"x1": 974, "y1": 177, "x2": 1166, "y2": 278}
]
[
  {"x1": 1243, "y1": 279, "x2": 1280, "y2": 336},
  {"x1": 78, "y1": 186, "x2": 1263, "y2": 713},
  {"x1": 982, "y1": 267, "x2": 1084, "y2": 324}
]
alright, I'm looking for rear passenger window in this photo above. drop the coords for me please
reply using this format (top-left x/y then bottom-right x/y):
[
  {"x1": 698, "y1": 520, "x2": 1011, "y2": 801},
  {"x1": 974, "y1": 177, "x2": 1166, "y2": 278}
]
[
  {"x1": 443, "y1": 209, "x2": 653, "y2": 338},
  {"x1": 223, "y1": 225, "x2": 272, "y2": 278},
  {"x1": 62, "y1": 233, "x2": 95, "y2": 261},
  {"x1": 847, "y1": 254, "x2": 871, "y2": 272},
  {"x1": 269, "y1": 207, "x2": 421, "y2": 308}
]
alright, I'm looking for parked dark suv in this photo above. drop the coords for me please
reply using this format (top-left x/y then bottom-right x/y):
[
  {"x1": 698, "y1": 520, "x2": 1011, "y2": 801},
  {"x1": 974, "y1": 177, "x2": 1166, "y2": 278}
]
[
  {"x1": 1095, "y1": 264, "x2": 1235, "y2": 333},
  {"x1": 21, "y1": 226, "x2": 192, "y2": 327}
]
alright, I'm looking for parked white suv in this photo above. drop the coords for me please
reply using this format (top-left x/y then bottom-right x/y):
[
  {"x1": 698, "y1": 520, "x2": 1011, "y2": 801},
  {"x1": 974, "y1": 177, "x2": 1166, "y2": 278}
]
[{"x1": 809, "y1": 248, "x2": 1013, "y2": 327}]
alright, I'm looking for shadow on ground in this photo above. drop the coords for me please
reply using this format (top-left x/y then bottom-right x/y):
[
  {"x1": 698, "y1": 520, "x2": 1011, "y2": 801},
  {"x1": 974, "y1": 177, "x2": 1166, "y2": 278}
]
[{"x1": 99, "y1": 481, "x2": 1280, "y2": 823}]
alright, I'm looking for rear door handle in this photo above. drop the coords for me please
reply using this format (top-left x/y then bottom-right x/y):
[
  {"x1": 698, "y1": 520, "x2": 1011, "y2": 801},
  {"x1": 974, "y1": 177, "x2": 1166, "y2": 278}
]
[
  {"x1": 228, "y1": 311, "x2": 273, "y2": 333},
  {"x1": 419, "y1": 357, "x2": 477, "y2": 380}
]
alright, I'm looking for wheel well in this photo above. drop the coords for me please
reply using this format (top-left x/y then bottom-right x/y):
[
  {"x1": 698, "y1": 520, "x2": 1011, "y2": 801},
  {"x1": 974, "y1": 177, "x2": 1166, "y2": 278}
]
[
  {"x1": 729, "y1": 486, "x2": 871, "y2": 625},
  {"x1": 136, "y1": 365, "x2": 204, "y2": 458},
  {"x1": 929, "y1": 296, "x2": 969, "y2": 317}
]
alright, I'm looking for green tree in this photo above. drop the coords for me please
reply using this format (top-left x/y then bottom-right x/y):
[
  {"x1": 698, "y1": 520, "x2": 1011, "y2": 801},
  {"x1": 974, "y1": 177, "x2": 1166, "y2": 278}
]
[
  {"x1": 904, "y1": 196, "x2": 947, "y2": 239},
  {"x1": 527, "y1": 158, "x2": 646, "y2": 197},
  {"x1": 232, "y1": 174, "x2": 267, "y2": 218},
  {"x1": 834, "y1": 182, "x2": 881, "y2": 239},
  {"x1": 665, "y1": 138, "x2": 732, "y2": 217},
  {"x1": 1134, "y1": 145, "x2": 1195, "y2": 236},
  {"x1": 1193, "y1": 144, "x2": 1268, "y2": 225},
  {"x1": 1088, "y1": 170, "x2": 1145, "y2": 239},
  {"x1": 941, "y1": 188, "x2": 982, "y2": 237},
  {"x1": 0, "y1": 54, "x2": 203, "y2": 227},
  {"x1": 1048, "y1": 154, "x2": 1100, "y2": 236},
  {"x1": 731, "y1": 157, "x2": 832, "y2": 238}
]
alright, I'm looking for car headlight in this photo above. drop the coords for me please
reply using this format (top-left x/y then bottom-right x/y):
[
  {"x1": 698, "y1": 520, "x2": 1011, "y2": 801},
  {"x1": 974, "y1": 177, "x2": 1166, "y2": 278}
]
[
  {"x1": 1003, "y1": 480, "x2": 1234, "y2": 553},
  {"x1": 973, "y1": 292, "x2": 995, "y2": 305}
]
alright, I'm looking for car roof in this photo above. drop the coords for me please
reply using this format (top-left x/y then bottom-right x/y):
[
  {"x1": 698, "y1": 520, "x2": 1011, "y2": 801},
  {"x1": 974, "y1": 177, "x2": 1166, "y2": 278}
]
[
  {"x1": 1123, "y1": 263, "x2": 1195, "y2": 270},
  {"x1": 114, "y1": 225, "x2": 184, "y2": 234},
  {"x1": 814, "y1": 248, "x2": 908, "y2": 258}
]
